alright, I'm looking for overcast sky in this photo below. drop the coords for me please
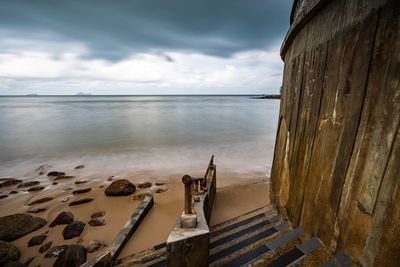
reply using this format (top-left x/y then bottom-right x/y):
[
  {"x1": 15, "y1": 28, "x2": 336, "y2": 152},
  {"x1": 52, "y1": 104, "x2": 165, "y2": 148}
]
[{"x1": 0, "y1": 0, "x2": 291, "y2": 95}]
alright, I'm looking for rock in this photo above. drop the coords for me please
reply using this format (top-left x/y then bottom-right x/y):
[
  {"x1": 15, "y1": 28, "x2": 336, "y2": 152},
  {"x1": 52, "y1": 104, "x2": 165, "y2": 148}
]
[
  {"x1": 74, "y1": 180, "x2": 87, "y2": 185},
  {"x1": 54, "y1": 176, "x2": 74, "y2": 181},
  {"x1": 0, "y1": 179, "x2": 22, "y2": 188},
  {"x1": 88, "y1": 218, "x2": 106, "y2": 227},
  {"x1": 68, "y1": 198, "x2": 93, "y2": 206},
  {"x1": 47, "y1": 171, "x2": 65, "y2": 177},
  {"x1": 90, "y1": 211, "x2": 106, "y2": 219},
  {"x1": 0, "y1": 195, "x2": 9, "y2": 199},
  {"x1": 74, "y1": 165, "x2": 85, "y2": 170},
  {"x1": 23, "y1": 256, "x2": 35, "y2": 266},
  {"x1": 17, "y1": 181, "x2": 40, "y2": 188},
  {"x1": 105, "y1": 179, "x2": 135, "y2": 196},
  {"x1": 0, "y1": 214, "x2": 47, "y2": 241},
  {"x1": 107, "y1": 176, "x2": 114, "y2": 181},
  {"x1": 61, "y1": 197, "x2": 70, "y2": 202},
  {"x1": 154, "y1": 186, "x2": 168, "y2": 193},
  {"x1": 53, "y1": 245, "x2": 86, "y2": 267},
  {"x1": 9, "y1": 191, "x2": 18, "y2": 195},
  {"x1": 155, "y1": 181, "x2": 167, "y2": 186},
  {"x1": 52, "y1": 182, "x2": 58, "y2": 185},
  {"x1": 132, "y1": 192, "x2": 151, "y2": 201},
  {"x1": 0, "y1": 240, "x2": 20, "y2": 265},
  {"x1": 45, "y1": 245, "x2": 67, "y2": 258},
  {"x1": 27, "y1": 208, "x2": 46, "y2": 214},
  {"x1": 86, "y1": 240, "x2": 106, "y2": 253},
  {"x1": 49, "y1": 212, "x2": 74, "y2": 227},
  {"x1": 72, "y1": 188, "x2": 91, "y2": 195},
  {"x1": 138, "y1": 181, "x2": 152, "y2": 189},
  {"x1": 28, "y1": 231, "x2": 48, "y2": 247},
  {"x1": 39, "y1": 241, "x2": 52, "y2": 253},
  {"x1": 99, "y1": 185, "x2": 105, "y2": 188},
  {"x1": 28, "y1": 186, "x2": 45, "y2": 192},
  {"x1": 28, "y1": 197, "x2": 53, "y2": 206},
  {"x1": 62, "y1": 221, "x2": 85, "y2": 240}
]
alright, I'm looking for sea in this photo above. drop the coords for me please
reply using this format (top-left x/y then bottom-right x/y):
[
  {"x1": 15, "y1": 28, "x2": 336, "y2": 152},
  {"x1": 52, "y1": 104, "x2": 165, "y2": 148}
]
[{"x1": 0, "y1": 96, "x2": 280, "y2": 182}]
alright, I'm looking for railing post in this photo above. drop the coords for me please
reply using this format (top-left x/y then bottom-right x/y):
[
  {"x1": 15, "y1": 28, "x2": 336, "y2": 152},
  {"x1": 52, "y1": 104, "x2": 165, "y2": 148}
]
[{"x1": 180, "y1": 175, "x2": 197, "y2": 228}]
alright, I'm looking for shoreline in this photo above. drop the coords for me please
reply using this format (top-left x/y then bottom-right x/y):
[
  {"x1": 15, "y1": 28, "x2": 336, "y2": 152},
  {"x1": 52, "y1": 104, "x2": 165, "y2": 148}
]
[{"x1": 0, "y1": 165, "x2": 270, "y2": 266}]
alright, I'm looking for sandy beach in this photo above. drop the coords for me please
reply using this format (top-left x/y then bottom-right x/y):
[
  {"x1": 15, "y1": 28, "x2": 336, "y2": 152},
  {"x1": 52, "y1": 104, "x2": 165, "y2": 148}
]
[{"x1": 0, "y1": 163, "x2": 270, "y2": 267}]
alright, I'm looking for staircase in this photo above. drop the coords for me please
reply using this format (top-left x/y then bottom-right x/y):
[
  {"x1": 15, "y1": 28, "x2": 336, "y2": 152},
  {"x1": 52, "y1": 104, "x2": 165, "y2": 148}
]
[{"x1": 113, "y1": 205, "x2": 349, "y2": 267}]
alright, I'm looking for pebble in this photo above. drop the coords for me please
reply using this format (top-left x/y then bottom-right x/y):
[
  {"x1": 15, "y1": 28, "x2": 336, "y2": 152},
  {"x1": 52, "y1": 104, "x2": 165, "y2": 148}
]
[{"x1": 68, "y1": 198, "x2": 93, "y2": 206}]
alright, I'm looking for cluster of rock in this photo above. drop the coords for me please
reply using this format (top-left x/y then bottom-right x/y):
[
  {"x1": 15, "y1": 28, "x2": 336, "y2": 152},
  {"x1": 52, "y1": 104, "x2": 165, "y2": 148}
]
[{"x1": 0, "y1": 167, "x2": 168, "y2": 266}]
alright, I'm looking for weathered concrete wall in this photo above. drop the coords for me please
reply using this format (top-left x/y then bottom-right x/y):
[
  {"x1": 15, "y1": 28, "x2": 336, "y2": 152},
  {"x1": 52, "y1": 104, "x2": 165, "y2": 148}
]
[{"x1": 271, "y1": 0, "x2": 399, "y2": 266}]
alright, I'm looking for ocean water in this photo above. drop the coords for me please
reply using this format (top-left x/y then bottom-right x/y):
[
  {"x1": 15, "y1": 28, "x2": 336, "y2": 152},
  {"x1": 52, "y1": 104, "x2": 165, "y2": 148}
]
[{"x1": 0, "y1": 96, "x2": 280, "y2": 180}]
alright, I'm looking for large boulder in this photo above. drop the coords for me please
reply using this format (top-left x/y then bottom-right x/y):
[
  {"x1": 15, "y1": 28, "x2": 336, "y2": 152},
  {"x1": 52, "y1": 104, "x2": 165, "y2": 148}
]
[
  {"x1": 49, "y1": 212, "x2": 74, "y2": 227},
  {"x1": 0, "y1": 214, "x2": 47, "y2": 241},
  {"x1": 53, "y1": 245, "x2": 87, "y2": 267},
  {"x1": 104, "y1": 179, "x2": 135, "y2": 196},
  {"x1": 0, "y1": 241, "x2": 20, "y2": 265},
  {"x1": 63, "y1": 221, "x2": 85, "y2": 240}
]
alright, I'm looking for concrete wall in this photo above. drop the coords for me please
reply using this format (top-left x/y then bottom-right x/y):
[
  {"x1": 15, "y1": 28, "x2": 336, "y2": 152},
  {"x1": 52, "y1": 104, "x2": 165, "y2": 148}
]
[{"x1": 271, "y1": 0, "x2": 400, "y2": 266}]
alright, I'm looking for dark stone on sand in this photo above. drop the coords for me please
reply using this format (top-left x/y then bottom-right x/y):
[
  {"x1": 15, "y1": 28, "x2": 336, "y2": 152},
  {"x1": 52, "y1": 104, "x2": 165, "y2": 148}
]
[
  {"x1": 27, "y1": 207, "x2": 46, "y2": 214},
  {"x1": 87, "y1": 240, "x2": 106, "y2": 253},
  {"x1": 52, "y1": 182, "x2": 58, "y2": 185},
  {"x1": 155, "y1": 181, "x2": 167, "y2": 186},
  {"x1": 0, "y1": 214, "x2": 47, "y2": 241},
  {"x1": 54, "y1": 176, "x2": 74, "y2": 181},
  {"x1": 72, "y1": 188, "x2": 91, "y2": 195},
  {"x1": 154, "y1": 186, "x2": 168, "y2": 193},
  {"x1": 47, "y1": 171, "x2": 65, "y2": 177},
  {"x1": 23, "y1": 256, "x2": 35, "y2": 266},
  {"x1": 68, "y1": 198, "x2": 93, "y2": 206},
  {"x1": 107, "y1": 176, "x2": 114, "y2": 181},
  {"x1": 45, "y1": 245, "x2": 67, "y2": 258},
  {"x1": 53, "y1": 245, "x2": 87, "y2": 267},
  {"x1": 74, "y1": 165, "x2": 85, "y2": 170},
  {"x1": 39, "y1": 241, "x2": 52, "y2": 253},
  {"x1": 0, "y1": 179, "x2": 22, "y2": 188},
  {"x1": 62, "y1": 221, "x2": 85, "y2": 240},
  {"x1": 90, "y1": 211, "x2": 105, "y2": 219},
  {"x1": 28, "y1": 231, "x2": 48, "y2": 247},
  {"x1": 29, "y1": 197, "x2": 53, "y2": 206},
  {"x1": 28, "y1": 186, "x2": 45, "y2": 192},
  {"x1": 0, "y1": 195, "x2": 9, "y2": 199},
  {"x1": 88, "y1": 218, "x2": 106, "y2": 227},
  {"x1": 0, "y1": 240, "x2": 20, "y2": 265},
  {"x1": 49, "y1": 212, "x2": 74, "y2": 227},
  {"x1": 138, "y1": 181, "x2": 152, "y2": 189},
  {"x1": 105, "y1": 179, "x2": 135, "y2": 196},
  {"x1": 9, "y1": 191, "x2": 18, "y2": 195},
  {"x1": 74, "y1": 180, "x2": 87, "y2": 185},
  {"x1": 17, "y1": 181, "x2": 40, "y2": 188}
]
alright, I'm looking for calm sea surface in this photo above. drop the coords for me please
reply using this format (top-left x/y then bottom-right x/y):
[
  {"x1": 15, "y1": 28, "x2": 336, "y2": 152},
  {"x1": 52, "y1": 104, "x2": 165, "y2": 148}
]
[{"x1": 0, "y1": 96, "x2": 279, "y2": 180}]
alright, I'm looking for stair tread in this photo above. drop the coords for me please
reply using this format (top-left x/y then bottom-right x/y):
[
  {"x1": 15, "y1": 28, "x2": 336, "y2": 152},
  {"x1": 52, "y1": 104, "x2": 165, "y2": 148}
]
[
  {"x1": 210, "y1": 223, "x2": 285, "y2": 264},
  {"x1": 210, "y1": 215, "x2": 280, "y2": 250},
  {"x1": 211, "y1": 204, "x2": 273, "y2": 230},
  {"x1": 264, "y1": 247, "x2": 304, "y2": 267}
]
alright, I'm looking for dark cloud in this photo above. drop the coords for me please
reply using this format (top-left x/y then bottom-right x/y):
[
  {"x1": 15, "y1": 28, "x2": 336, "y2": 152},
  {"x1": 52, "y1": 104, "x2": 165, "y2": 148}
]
[{"x1": 0, "y1": 0, "x2": 291, "y2": 60}]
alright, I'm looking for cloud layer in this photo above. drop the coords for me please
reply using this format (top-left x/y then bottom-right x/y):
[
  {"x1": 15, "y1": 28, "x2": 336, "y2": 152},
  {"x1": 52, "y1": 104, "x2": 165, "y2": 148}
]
[{"x1": 0, "y1": 0, "x2": 291, "y2": 95}]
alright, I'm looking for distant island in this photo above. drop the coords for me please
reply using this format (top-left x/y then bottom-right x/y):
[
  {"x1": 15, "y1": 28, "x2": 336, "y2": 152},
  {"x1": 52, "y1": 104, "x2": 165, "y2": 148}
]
[
  {"x1": 252, "y1": 94, "x2": 280, "y2": 99},
  {"x1": 26, "y1": 93, "x2": 38, "y2": 96}
]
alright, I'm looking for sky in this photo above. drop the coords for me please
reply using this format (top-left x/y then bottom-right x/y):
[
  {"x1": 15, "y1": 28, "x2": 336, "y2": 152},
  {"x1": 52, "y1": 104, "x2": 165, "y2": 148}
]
[{"x1": 0, "y1": 0, "x2": 291, "y2": 95}]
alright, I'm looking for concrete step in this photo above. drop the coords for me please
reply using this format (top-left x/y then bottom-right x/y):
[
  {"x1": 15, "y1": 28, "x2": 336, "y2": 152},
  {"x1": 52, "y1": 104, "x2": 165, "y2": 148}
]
[
  {"x1": 220, "y1": 227, "x2": 303, "y2": 267},
  {"x1": 209, "y1": 222, "x2": 291, "y2": 266},
  {"x1": 211, "y1": 209, "x2": 278, "y2": 243},
  {"x1": 211, "y1": 204, "x2": 274, "y2": 233}
]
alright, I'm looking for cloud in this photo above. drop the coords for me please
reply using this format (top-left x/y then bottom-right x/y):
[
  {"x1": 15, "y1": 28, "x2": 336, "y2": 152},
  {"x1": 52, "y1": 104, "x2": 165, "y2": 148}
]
[
  {"x1": 0, "y1": 0, "x2": 290, "y2": 60},
  {"x1": 0, "y1": 0, "x2": 290, "y2": 95}
]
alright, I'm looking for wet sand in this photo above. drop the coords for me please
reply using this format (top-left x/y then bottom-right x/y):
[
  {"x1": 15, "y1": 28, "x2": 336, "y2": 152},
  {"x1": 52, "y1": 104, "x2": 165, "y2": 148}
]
[{"x1": 0, "y1": 165, "x2": 270, "y2": 266}]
